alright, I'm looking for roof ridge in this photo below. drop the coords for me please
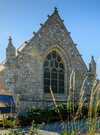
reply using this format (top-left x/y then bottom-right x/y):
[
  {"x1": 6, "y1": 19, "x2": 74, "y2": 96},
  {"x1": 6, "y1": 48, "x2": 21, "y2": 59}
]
[{"x1": 16, "y1": 8, "x2": 64, "y2": 54}]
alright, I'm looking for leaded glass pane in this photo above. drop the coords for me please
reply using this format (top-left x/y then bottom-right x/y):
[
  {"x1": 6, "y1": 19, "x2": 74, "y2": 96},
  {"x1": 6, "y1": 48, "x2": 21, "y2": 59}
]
[
  {"x1": 52, "y1": 51, "x2": 56, "y2": 58},
  {"x1": 44, "y1": 60, "x2": 49, "y2": 67},
  {"x1": 47, "y1": 54, "x2": 51, "y2": 60},
  {"x1": 44, "y1": 51, "x2": 64, "y2": 93},
  {"x1": 59, "y1": 63, "x2": 64, "y2": 69}
]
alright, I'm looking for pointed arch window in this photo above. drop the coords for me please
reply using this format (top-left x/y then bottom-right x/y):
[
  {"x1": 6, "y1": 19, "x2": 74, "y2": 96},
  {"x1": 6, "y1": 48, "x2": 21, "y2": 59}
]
[{"x1": 44, "y1": 51, "x2": 64, "y2": 93}]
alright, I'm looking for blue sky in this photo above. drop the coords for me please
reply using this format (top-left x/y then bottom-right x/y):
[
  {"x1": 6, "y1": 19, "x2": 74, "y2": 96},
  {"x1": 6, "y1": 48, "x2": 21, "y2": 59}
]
[{"x1": 0, "y1": 0, "x2": 100, "y2": 78}]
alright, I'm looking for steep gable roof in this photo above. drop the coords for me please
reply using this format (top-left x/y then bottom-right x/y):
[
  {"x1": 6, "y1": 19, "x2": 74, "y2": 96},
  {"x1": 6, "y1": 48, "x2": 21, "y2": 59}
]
[
  {"x1": 17, "y1": 8, "x2": 71, "y2": 52},
  {"x1": 16, "y1": 8, "x2": 87, "y2": 72}
]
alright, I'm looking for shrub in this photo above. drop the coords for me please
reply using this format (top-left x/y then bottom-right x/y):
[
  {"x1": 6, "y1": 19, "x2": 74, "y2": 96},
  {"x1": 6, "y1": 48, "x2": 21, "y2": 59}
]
[
  {"x1": 16, "y1": 102, "x2": 94, "y2": 126},
  {"x1": 16, "y1": 111, "x2": 32, "y2": 126},
  {"x1": 4, "y1": 118, "x2": 16, "y2": 128},
  {"x1": 7, "y1": 128, "x2": 25, "y2": 135}
]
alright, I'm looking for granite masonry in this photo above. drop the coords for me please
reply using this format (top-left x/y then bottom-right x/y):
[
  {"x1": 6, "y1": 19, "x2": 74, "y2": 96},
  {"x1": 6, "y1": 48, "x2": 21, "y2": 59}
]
[{"x1": 0, "y1": 8, "x2": 96, "y2": 111}]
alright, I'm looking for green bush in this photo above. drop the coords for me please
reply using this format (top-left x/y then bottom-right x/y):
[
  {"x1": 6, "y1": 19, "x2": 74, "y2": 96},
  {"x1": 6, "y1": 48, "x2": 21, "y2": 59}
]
[
  {"x1": 17, "y1": 103, "x2": 78, "y2": 126},
  {"x1": 4, "y1": 118, "x2": 16, "y2": 128},
  {"x1": 7, "y1": 128, "x2": 25, "y2": 135},
  {"x1": 16, "y1": 111, "x2": 32, "y2": 126},
  {"x1": 16, "y1": 102, "x2": 91, "y2": 126}
]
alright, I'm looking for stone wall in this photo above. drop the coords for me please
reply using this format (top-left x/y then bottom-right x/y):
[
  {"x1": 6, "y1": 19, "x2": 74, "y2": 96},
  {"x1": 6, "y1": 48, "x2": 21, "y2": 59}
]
[{"x1": 5, "y1": 9, "x2": 88, "y2": 110}]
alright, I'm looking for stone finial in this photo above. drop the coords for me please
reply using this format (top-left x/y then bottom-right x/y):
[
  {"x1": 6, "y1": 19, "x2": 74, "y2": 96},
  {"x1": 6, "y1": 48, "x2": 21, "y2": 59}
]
[
  {"x1": 8, "y1": 36, "x2": 13, "y2": 46},
  {"x1": 9, "y1": 36, "x2": 12, "y2": 41},
  {"x1": 74, "y1": 43, "x2": 77, "y2": 46},
  {"x1": 24, "y1": 41, "x2": 28, "y2": 44},
  {"x1": 6, "y1": 35, "x2": 16, "y2": 63},
  {"x1": 90, "y1": 56, "x2": 96, "y2": 67},
  {"x1": 33, "y1": 32, "x2": 36, "y2": 35},
  {"x1": 68, "y1": 32, "x2": 71, "y2": 35},
  {"x1": 47, "y1": 15, "x2": 50, "y2": 18},
  {"x1": 79, "y1": 54, "x2": 82, "y2": 57},
  {"x1": 54, "y1": 7, "x2": 58, "y2": 14},
  {"x1": 91, "y1": 56, "x2": 95, "y2": 62},
  {"x1": 40, "y1": 23, "x2": 43, "y2": 26},
  {"x1": 89, "y1": 56, "x2": 96, "y2": 76}
]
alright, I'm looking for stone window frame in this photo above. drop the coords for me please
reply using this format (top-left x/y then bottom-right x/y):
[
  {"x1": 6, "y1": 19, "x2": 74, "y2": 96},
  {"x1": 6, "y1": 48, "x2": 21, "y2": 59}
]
[{"x1": 43, "y1": 50, "x2": 65, "y2": 94}]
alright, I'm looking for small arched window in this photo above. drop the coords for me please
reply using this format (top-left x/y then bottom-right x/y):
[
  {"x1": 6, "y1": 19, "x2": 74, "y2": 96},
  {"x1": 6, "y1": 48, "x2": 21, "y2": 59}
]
[{"x1": 44, "y1": 51, "x2": 64, "y2": 93}]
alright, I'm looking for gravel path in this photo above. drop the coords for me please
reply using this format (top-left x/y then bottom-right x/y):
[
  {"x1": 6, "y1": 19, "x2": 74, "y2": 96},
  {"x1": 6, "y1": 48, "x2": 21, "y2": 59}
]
[
  {"x1": 0, "y1": 129, "x2": 99, "y2": 135},
  {"x1": 0, "y1": 129, "x2": 59, "y2": 135}
]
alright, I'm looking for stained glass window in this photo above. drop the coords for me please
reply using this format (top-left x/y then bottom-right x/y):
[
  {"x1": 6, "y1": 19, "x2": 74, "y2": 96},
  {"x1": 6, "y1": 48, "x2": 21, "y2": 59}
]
[{"x1": 44, "y1": 51, "x2": 64, "y2": 93}]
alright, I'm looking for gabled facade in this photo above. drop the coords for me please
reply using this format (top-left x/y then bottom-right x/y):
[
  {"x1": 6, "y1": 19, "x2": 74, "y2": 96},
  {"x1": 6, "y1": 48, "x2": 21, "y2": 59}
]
[{"x1": 3, "y1": 8, "x2": 96, "y2": 110}]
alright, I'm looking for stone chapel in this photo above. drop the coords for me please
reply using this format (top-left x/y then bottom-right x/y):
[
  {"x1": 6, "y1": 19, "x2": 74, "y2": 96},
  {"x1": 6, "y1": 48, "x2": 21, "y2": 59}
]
[{"x1": 0, "y1": 8, "x2": 96, "y2": 110}]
